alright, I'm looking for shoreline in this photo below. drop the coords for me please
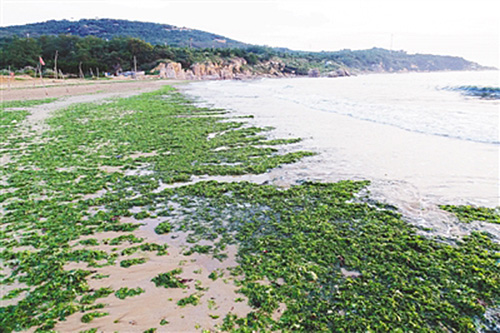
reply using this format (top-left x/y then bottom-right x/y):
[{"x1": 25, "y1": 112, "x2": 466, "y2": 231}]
[
  {"x1": 2, "y1": 68, "x2": 498, "y2": 102},
  {"x1": 181, "y1": 74, "x2": 500, "y2": 240}
]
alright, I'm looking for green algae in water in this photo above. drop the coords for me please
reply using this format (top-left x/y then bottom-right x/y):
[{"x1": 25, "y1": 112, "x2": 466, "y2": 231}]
[
  {"x1": 166, "y1": 181, "x2": 500, "y2": 332},
  {"x1": 441, "y1": 205, "x2": 500, "y2": 224}
]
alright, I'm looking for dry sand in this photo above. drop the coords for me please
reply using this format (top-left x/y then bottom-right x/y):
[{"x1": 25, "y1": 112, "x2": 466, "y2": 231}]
[{"x1": 0, "y1": 77, "x2": 184, "y2": 101}]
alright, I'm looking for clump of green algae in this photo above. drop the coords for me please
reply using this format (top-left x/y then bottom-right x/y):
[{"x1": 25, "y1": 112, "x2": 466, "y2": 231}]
[
  {"x1": 114, "y1": 287, "x2": 145, "y2": 299},
  {"x1": 441, "y1": 205, "x2": 500, "y2": 224},
  {"x1": 151, "y1": 268, "x2": 186, "y2": 289}
]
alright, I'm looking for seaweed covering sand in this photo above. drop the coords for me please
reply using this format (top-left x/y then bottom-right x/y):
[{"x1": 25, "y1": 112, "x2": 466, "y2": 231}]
[{"x1": 0, "y1": 86, "x2": 499, "y2": 332}]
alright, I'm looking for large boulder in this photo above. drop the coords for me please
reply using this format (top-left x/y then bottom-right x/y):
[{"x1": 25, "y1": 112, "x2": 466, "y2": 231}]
[
  {"x1": 308, "y1": 69, "x2": 321, "y2": 77},
  {"x1": 152, "y1": 62, "x2": 186, "y2": 79},
  {"x1": 327, "y1": 68, "x2": 351, "y2": 78}
]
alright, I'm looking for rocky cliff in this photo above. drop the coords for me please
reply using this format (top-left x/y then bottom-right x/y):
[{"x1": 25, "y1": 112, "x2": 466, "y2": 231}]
[{"x1": 151, "y1": 57, "x2": 297, "y2": 80}]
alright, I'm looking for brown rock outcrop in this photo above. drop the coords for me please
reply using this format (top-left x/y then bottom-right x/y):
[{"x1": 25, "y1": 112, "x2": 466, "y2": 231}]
[
  {"x1": 308, "y1": 69, "x2": 321, "y2": 77},
  {"x1": 152, "y1": 57, "x2": 295, "y2": 81},
  {"x1": 326, "y1": 68, "x2": 351, "y2": 78}
]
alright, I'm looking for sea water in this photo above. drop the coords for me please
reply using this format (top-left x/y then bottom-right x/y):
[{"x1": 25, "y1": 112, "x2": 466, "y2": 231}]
[
  {"x1": 183, "y1": 71, "x2": 500, "y2": 237},
  {"x1": 188, "y1": 71, "x2": 499, "y2": 144}
]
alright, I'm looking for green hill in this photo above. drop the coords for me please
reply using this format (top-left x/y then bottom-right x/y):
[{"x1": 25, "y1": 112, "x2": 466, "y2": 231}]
[
  {"x1": 0, "y1": 19, "x2": 489, "y2": 75},
  {"x1": 0, "y1": 18, "x2": 248, "y2": 48}
]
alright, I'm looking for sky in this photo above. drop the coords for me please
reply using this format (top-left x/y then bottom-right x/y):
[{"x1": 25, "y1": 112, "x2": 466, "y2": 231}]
[{"x1": 1, "y1": 0, "x2": 499, "y2": 67}]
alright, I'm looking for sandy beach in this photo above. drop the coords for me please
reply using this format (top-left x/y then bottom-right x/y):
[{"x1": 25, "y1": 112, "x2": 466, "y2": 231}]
[
  {"x1": 0, "y1": 76, "x2": 185, "y2": 101},
  {"x1": 1, "y1": 76, "x2": 499, "y2": 332}
]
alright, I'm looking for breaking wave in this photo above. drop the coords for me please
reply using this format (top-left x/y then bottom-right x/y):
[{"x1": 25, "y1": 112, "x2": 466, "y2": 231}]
[{"x1": 443, "y1": 85, "x2": 500, "y2": 99}]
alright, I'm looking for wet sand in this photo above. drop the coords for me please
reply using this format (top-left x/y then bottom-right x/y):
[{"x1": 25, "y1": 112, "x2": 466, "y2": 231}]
[
  {"x1": 182, "y1": 85, "x2": 500, "y2": 240},
  {"x1": 56, "y1": 226, "x2": 251, "y2": 332}
]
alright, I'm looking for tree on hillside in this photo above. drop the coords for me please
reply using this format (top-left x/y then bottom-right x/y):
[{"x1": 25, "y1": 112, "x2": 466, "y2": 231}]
[
  {"x1": 4, "y1": 37, "x2": 41, "y2": 68},
  {"x1": 127, "y1": 38, "x2": 154, "y2": 66},
  {"x1": 76, "y1": 36, "x2": 107, "y2": 73},
  {"x1": 39, "y1": 35, "x2": 80, "y2": 73}
]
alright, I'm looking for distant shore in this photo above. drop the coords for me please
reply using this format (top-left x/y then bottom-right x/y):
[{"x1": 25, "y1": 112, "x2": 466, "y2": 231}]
[{"x1": 2, "y1": 67, "x2": 498, "y2": 102}]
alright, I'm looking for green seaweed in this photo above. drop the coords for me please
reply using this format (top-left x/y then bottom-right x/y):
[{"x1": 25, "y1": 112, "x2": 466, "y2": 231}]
[
  {"x1": 120, "y1": 243, "x2": 168, "y2": 256},
  {"x1": 441, "y1": 205, "x2": 500, "y2": 224},
  {"x1": 114, "y1": 287, "x2": 145, "y2": 299},
  {"x1": 151, "y1": 268, "x2": 186, "y2": 289},
  {"x1": 120, "y1": 258, "x2": 146, "y2": 268},
  {"x1": 208, "y1": 269, "x2": 224, "y2": 281},
  {"x1": 79, "y1": 287, "x2": 113, "y2": 304},
  {"x1": 1, "y1": 86, "x2": 497, "y2": 332},
  {"x1": 105, "y1": 234, "x2": 144, "y2": 245},
  {"x1": 81, "y1": 311, "x2": 108, "y2": 323},
  {"x1": 184, "y1": 244, "x2": 212, "y2": 256},
  {"x1": 79, "y1": 239, "x2": 99, "y2": 246},
  {"x1": 1, "y1": 288, "x2": 29, "y2": 300},
  {"x1": 154, "y1": 221, "x2": 172, "y2": 234},
  {"x1": 177, "y1": 293, "x2": 201, "y2": 307},
  {"x1": 164, "y1": 181, "x2": 500, "y2": 332}
]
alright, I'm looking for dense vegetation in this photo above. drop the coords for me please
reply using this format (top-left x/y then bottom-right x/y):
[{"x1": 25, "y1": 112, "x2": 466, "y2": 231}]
[
  {"x1": 170, "y1": 182, "x2": 500, "y2": 332},
  {"x1": 0, "y1": 34, "x2": 276, "y2": 75},
  {"x1": 0, "y1": 87, "x2": 498, "y2": 332},
  {"x1": 0, "y1": 19, "x2": 248, "y2": 48},
  {"x1": 0, "y1": 19, "x2": 485, "y2": 76}
]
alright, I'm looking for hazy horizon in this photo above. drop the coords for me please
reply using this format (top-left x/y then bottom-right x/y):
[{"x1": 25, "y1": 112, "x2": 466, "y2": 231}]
[{"x1": 1, "y1": 0, "x2": 499, "y2": 68}]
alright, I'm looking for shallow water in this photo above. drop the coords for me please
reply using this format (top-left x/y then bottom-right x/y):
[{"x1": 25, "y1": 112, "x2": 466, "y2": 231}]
[
  {"x1": 188, "y1": 71, "x2": 499, "y2": 144},
  {"x1": 182, "y1": 71, "x2": 500, "y2": 238}
]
